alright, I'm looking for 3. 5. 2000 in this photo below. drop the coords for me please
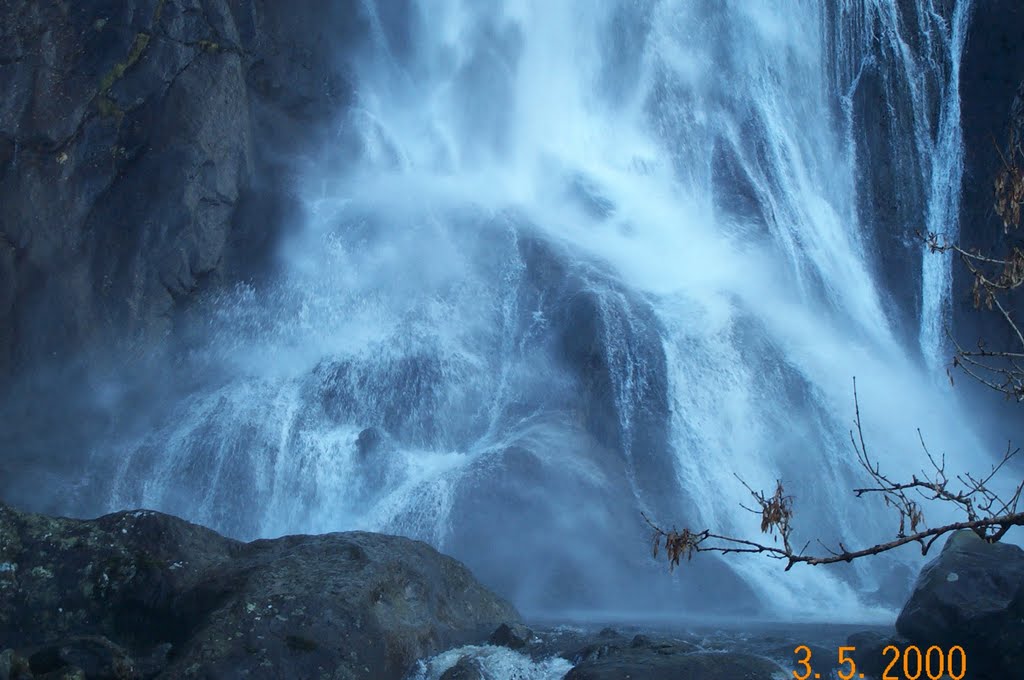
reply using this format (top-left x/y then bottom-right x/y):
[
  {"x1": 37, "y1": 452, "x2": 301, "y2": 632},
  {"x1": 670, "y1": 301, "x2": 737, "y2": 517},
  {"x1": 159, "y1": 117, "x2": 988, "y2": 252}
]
[{"x1": 792, "y1": 643, "x2": 966, "y2": 680}]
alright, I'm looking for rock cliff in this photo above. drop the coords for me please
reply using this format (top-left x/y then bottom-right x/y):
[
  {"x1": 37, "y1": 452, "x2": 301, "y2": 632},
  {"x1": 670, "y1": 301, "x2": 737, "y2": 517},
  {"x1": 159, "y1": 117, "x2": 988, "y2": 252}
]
[{"x1": 0, "y1": 0, "x2": 369, "y2": 375}]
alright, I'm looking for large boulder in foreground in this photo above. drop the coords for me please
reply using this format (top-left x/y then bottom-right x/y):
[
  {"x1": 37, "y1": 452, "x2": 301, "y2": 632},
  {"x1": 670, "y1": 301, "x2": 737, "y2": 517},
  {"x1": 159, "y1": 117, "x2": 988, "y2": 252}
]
[
  {"x1": 896, "y1": 530, "x2": 1024, "y2": 680},
  {"x1": 0, "y1": 503, "x2": 518, "y2": 679}
]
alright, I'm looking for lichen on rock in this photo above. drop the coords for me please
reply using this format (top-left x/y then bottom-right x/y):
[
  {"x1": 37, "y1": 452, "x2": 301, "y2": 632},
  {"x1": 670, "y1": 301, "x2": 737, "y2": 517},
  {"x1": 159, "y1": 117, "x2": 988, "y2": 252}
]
[{"x1": 0, "y1": 502, "x2": 518, "y2": 679}]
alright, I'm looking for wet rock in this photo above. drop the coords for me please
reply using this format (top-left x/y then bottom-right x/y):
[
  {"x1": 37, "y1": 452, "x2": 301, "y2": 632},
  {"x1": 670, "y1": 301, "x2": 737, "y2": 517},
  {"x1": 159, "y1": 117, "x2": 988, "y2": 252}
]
[
  {"x1": 564, "y1": 648, "x2": 784, "y2": 680},
  {"x1": 568, "y1": 641, "x2": 622, "y2": 665},
  {"x1": 439, "y1": 655, "x2": 484, "y2": 680},
  {"x1": 0, "y1": 502, "x2": 519, "y2": 680},
  {"x1": 629, "y1": 634, "x2": 649, "y2": 648},
  {"x1": 0, "y1": 648, "x2": 32, "y2": 680},
  {"x1": 26, "y1": 636, "x2": 136, "y2": 679},
  {"x1": 488, "y1": 622, "x2": 533, "y2": 650},
  {"x1": 315, "y1": 352, "x2": 450, "y2": 445},
  {"x1": 896, "y1": 530, "x2": 1024, "y2": 680},
  {"x1": 848, "y1": 51, "x2": 925, "y2": 338},
  {"x1": 356, "y1": 427, "x2": 384, "y2": 457}
]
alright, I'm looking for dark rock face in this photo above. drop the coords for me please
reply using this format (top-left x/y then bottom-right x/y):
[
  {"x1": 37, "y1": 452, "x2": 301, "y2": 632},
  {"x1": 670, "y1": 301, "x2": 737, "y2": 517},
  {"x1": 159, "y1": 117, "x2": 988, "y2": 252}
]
[
  {"x1": 955, "y1": 3, "x2": 1024, "y2": 366},
  {"x1": 845, "y1": 24, "x2": 925, "y2": 340},
  {"x1": 959, "y1": 1, "x2": 1024, "y2": 250},
  {"x1": 0, "y1": 503, "x2": 518, "y2": 679},
  {"x1": 895, "y1": 530, "x2": 1024, "y2": 680},
  {"x1": 0, "y1": 0, "x2": 370, "y2": 376},
  {"x1": 515, "y1": 235, "x2": 679, "y2": 517}
]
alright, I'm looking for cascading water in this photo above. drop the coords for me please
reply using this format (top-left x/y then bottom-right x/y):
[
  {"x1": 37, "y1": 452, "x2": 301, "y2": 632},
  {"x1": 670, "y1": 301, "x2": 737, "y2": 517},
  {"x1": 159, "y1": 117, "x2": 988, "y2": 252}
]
[
  {"x1": 67, "y1": 0, "x2": 989, "y2": 621},
  {"x1": 918, "y1": 2, "x2": 971, "y2": 369},
  {"x1": 824, "y1": 0, "x2": 972, "y2": 370}
]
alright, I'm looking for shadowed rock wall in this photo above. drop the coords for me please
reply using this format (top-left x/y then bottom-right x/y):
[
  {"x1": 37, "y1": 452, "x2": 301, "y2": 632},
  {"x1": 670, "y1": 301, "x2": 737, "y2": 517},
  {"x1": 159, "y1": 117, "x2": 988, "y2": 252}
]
[{"x1": 0, "y1": 0, "x2": 368, "y2": 376}]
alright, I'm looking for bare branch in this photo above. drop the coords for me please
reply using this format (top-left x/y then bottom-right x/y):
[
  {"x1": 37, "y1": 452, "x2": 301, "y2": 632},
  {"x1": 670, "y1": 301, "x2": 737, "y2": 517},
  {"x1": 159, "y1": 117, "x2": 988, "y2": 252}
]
[
  {"x1": 644, "y1": 508, "x2": 1024, "y2": 572},
  {"x1": 645, "y1": 380, "x2": 1024, "y2": 572}
]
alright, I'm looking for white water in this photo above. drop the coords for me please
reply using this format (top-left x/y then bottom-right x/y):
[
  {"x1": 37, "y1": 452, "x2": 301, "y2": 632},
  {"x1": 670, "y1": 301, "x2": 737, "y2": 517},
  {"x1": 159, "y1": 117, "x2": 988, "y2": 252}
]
[
  {"x1": 408, "y1": 645, "x2": 573, "y2": 680},
  {"x1": 87, "y1": 0, "x2": 988, "y2": 621},
  {"x1": 918, "y1": 1, "x2": 971, "y2": 370}
]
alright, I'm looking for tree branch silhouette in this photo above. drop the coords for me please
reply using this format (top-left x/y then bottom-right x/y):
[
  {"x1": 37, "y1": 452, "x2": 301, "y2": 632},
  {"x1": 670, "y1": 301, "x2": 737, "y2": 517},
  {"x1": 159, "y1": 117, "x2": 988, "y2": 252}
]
[{"x1": 644, "y1": 380, "x2": 1024, "y2": 572}]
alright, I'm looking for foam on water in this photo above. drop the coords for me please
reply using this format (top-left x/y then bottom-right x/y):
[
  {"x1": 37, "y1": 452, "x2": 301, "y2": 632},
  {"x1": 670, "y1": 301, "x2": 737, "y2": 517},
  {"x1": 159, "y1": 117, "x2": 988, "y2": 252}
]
[{"x1": 408, "y1": 645, "x2": 572, "y2": 680}]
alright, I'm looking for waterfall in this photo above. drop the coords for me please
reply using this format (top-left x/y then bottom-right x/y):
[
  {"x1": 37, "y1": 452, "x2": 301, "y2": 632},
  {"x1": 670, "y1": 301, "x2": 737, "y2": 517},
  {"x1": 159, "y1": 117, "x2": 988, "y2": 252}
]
[
  {"x1": 70, "y1": 0, "x2": 986, "y2": 621},
  {"x1": 919, "y1": 0, "x2": 971, "y2": 370}
]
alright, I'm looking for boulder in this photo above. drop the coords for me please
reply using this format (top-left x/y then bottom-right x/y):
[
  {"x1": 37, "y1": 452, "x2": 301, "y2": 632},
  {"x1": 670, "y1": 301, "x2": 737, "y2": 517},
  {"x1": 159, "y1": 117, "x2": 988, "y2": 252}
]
[
  {"x1": 567, "y1": 640, "x2": 624, "y2": 666},
  {"x1": 629, "y1": 634, "x2": 650, "y2": 648},
  {"x1": 438, "y1": 656, "x2": 484, "y2": 680},
  {"x1": 487, "y1": 622, "x2": 533, "y2": 650},
  {"x1": 563, "y1": 648, "x2": 783, "y2": 680},
  {"x1": 895, "y1": 530, "x2": 1024, "y2": 679},
  {"x1": 0, "y1": 502, "x2": 519, "y2": 679}
]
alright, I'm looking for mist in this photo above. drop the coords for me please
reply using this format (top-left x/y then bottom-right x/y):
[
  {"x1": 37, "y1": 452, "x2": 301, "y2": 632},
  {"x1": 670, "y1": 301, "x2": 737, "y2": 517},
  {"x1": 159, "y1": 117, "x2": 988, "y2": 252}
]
[{"x1": 3, "y1": 0, "x2": 1009, "y2": 624}]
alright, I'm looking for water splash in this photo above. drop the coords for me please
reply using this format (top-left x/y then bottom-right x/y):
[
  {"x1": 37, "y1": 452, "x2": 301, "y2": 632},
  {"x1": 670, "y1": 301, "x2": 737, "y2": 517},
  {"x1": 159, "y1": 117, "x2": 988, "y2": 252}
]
[
  {"x1": 408, "y1": 645, "x2": 572, "y2": 680},
  {"x1": 77, "y1": 0, "x2": 985, "y2": 620}
]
